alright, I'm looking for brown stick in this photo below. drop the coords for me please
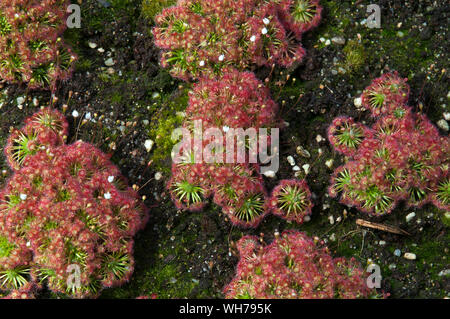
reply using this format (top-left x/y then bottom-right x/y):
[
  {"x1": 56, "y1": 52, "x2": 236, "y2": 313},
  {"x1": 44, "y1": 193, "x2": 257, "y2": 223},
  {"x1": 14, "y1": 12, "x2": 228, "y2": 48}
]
[{"x1": 356, "y1": 219, "x2": 411, "y2": 236}]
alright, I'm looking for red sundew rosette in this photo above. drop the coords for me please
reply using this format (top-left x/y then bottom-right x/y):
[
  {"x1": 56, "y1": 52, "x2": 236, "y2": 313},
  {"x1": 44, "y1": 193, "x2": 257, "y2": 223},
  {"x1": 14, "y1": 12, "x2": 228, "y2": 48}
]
[
  {"x1": 328, "y1": 116, "x2": 373, "y2": 157},
  {"x1": 360, "y1": 72, "x2": 410, "y2": 117},
  {"x1": 0, "y1": 0, "x2": 75, "y2": 88},
  {"x1": 333, "y1": 257, "x2": 373, "y2": 299},
  {"x1": 191, "y1": 71, "x2": 278, "y2": 127},
  {"x1": 278, "y1": 0, "x2": 323, "y2": 40},
  {"x1": 268, "y1": 179, "x2": 313, "y2": 224},
  {"x1": 211, "y1": 164, "x2": 263, "y2": 208},
  {"x1": 221, "y1": 178, "x2": 269, "y2": 228},
  {"x1": 167, "y1": 163, "x2": 212, "y2": 211},
  {"x1": 246, "y1": 5, "x2": 296, "y2": 68},
  {"x1": 5, "y1": 108, "x2": 69, "y2": 171}
]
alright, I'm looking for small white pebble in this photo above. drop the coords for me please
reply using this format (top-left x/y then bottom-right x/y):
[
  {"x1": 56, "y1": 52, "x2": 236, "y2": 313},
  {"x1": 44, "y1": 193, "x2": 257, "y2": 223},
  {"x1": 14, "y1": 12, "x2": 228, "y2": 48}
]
[
  {"x1": 325, "y1": 159, "x2": 334, "y2": 169},
  {"x1": 104, "y1": 58, "x2": 115, "y2": 66},
  {"x1": 437, "y1": 119, "x2": 449, "y2": 131},
  {"x1": 104, "y1": 192, "x2": 112, "y2": 200},
  {"x1": 292, "y1": 165, "x2": 300, "y2": 172},
  {"x1": 263, "y1": 18, "x2": 270, "y2": 25},
  {"x1": 20, "y1": 194, "x2": 27, "y2": 201},
  {"x1": 144, "y1": 139, "x2": 154, "y2": 152},
  {"x1": 303, "y1": 215, "x2": 311, "y2": 222},
  {"x1": 405, "y1": 212, "x2": 416, "y2": 223},
  {"x1": 218, "y1": 54, "x2": 224, "y2": 62},
  {"x1": 328, "y1": 215, "x2": 335, "y2": 225},
  {"x1": 261, "y1": 27, "x2": 268, "y2": 35},
  {"x1": 379, "y1": 240, "x2": 386, "y2": 246},
  {"x1": 155, "y1": 172, "x2": 163, "y2": 181},
  {"x1": 404, "y1": 253, "x2": 416, "y2": 260},
  {"x1": 263, "y1": 170, "x2": 276, "y2": 178},
  {"x1": 354, "y1": 97, "x2": 362, "y2": 108},
  {"x1": 302, "y1": 164, "x2": 310, "y2": 175},
  {"x1": 199, "y1": 60, "x2": 205, "y2": 67},
  {"x1": 72, "y1": 110, "x2": 79, "y2": 118},
  {"x1": 250, "y1": 35, "x2": 256, "y2": 42},
  {"x1": 108, "y1": 176, "x2": 115, "y2": 183},
  {"x1": 16, "y1": 96, "x2": 25, "y2": 105},
  {"x1": 287, "y1": 156, "x2": 295, "y2": 166},
  {"x1": 222, "y1": 126, "x2": 230, "y2": 132},
  {"x1": 316, "y1": 134, "x2": 324, "y2": 143}
]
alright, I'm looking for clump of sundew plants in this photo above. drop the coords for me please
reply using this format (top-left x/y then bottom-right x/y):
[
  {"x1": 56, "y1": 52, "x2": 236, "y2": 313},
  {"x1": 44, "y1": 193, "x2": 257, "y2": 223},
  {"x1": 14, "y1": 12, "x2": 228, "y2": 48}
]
[
  {"x1": 328, "y1": 72, "x2": 449, "y2": 216},
  {"x1": 167, "y1": 70, "x2": 280, "y2": 228},
  {"x1": 224, "y1": 230, "x2": 385, "y2": 299},
  {"x1": 152, "y1": 0, "x2": 322, "y2": 81},
  {"x1": 0, "y1": 0, "x2": 77, "y2": 89},
  {"x1": 0, "y1": 108, "x2": 148, "y2": 298}
]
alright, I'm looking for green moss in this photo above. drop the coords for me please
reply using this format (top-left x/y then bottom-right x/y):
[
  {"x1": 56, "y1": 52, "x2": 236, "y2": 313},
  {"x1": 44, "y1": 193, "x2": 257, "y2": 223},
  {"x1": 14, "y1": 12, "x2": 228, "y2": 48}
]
[
  {"x1": 341, "y1": 39, "x2": 367, "y2": 74},
  {"x1": 147, "y1": 89, "x2": 189, "y2": 173},
  {"x1": 141, "y1": 0, "x2": 177, "y2": 22}
]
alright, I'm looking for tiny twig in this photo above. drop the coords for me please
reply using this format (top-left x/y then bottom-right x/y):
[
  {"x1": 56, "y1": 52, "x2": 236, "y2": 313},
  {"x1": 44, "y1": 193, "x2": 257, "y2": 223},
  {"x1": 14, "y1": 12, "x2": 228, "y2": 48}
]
[{"x1": 356, "y1": 219, "x2": 410, "y2": 236}]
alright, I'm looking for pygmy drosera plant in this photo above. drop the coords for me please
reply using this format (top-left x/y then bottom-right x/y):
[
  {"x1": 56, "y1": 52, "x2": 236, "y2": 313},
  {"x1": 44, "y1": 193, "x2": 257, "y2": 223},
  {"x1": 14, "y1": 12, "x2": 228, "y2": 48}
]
[
  {"x1": 152, "y1": 0, "x2": 322, "y2": 81},
  {"x1": 268, "y1": 179, "x2": 313, "y2": 224},
  {"x1": 328, "y1": 72, "x2": 450, "y2": 216},
  {"x1": 167, "y1": 70, "x2": 280, "y2": 228},
  {"x1": 224, "y1": 231, "x2": 383, "y2": 299},
  {"x1": 0, "y1": 108, "x2": 149, "y2": 298},
  {"x1": 0, "y1": 0, "x2": 77, "y2": 89}
]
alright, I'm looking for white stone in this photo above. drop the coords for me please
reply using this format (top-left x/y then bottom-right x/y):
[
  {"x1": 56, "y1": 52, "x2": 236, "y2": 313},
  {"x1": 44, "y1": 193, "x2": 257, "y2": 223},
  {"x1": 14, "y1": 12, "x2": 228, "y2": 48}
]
[
  {"x1": 303, "y1": 215, "x2": 311, "y2": 222},
  {"x1": 20, "y1": 194, "x2": 27, "y2": 201},
  {"x1": 437, "y1": 119, "x2": 449, "y2": 131},
  {"x1": 105, "y1": 58, "x2": 115, "y2": 66},
  {"x1": 104, "y1": 192, "x2": 112, "y2": 200},
  {"x1": 16, "y1": 96, "x2": 25, "y2": 105},
  {"x1": 302, "y1": 164, "x2": 310, "y2": 175},
  {"x1": 354, "y1": 97, "x2": 362, "y2": 107},
  {"x1": 444, "y1": 112, "x2": 450, "y2": 121},
  {"x1": 328, "y1": 215, "x2": 335, "y2": 225},
  {"x1": 218, "y1": 54, "x2": 225, "y2": 62},
  {"x1": 404, "y1": 253, "x2": 416, "y2": 260},
  {"x1": 88, "y1": 42, "x2": 97, "y2": 49},
  {"x1": 263, "y1": 170, "x2": 276, "y2": 178},
  {"x1": 379, "y1": 240, "x2": 386, "y2": 246},
  {"x1": 250, "y1": 35, "x2": 256, "y2": 42},
  {"x1": 263, "y1": 18, "x2": 270, "y2": 25},
  {"x1": 316, "y1": 134, "x2": 324, "y2": 143},
  {"x1": 155, "y1": 172, "x2": 163, "y2": 181},
  {"x1": 287, "y1": 156, "x2": 295, "y2": 166},
  {"x1": 108, "y1": 176, "x2": 115, "y2": 183},
  {"x1": 331, "y1": 37, "x2": 346, "y2": 45},
  {"x1": 72, "y1": 110, "x2": 79, "y2": 118},
  {"x1": 405, "y1": 212, "x2": 416, "y2": 223},
  {"x1": 144, "y1": 139, "x2": 154, "y2": 152},
  {"x1": 261, "y1": 27, "x2": 268, "y2": 35},
  {"x1": 325, "y1": 159, "x2": 334, "y2": 169},
  {"x1": 292, "y1": 165, "x2": 300, "y2": 171}
]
